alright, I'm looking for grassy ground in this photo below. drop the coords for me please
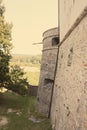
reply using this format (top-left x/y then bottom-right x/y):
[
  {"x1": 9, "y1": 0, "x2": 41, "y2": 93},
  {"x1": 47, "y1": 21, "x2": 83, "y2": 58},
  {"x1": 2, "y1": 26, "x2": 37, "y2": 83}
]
[{"x1": 0, "y1": 92, "x2": 52, "y2": 130}]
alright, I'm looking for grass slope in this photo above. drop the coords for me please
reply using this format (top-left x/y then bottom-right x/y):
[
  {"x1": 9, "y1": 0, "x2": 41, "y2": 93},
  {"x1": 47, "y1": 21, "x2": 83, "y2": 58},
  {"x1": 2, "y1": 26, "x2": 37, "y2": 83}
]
[{"x1": 0, "y1": 92, "x2": 52, "y2": 130}]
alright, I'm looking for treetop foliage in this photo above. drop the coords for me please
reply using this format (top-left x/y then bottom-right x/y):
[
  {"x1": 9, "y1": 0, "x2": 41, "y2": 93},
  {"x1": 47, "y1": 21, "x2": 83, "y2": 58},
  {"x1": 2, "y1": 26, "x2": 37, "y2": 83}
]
[{"x1": 0, "y1": 1, "x2": 12, "y2": 88}]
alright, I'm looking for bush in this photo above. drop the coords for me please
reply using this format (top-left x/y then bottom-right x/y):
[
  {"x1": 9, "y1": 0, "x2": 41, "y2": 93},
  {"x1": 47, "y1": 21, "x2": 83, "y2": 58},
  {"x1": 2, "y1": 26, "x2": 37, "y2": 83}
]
[{"x1": 7, "y1": 65, "x2": 29, "y2": 95}]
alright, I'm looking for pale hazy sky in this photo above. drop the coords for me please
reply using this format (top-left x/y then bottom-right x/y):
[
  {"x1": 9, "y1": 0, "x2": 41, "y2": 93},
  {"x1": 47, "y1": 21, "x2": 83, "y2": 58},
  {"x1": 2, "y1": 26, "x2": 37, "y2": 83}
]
[{"x1": 3, "y1": 0, "x2": 58, "y2": 55}]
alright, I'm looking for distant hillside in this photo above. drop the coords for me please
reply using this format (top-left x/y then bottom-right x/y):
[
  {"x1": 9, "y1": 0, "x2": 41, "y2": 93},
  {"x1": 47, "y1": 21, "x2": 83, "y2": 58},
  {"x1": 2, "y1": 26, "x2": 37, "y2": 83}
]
[
  {"x1": 10, "y1": 54, "x2": 41, "y2": 66},
  {"x1": 10, "y1": 54, "x2": 42, "y2": 85}
]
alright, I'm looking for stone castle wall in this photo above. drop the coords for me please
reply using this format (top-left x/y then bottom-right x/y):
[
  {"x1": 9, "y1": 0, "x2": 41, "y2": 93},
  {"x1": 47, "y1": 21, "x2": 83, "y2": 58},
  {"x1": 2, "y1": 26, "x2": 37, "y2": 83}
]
[
  {"x1": 60, "y1": 0, "x2": 87, "y2": 41},
  {"x1": 36, "y1": 1, "x2": 87, "y2": 130},
  {"x1": 36, "y1": 27, "x2": 59, "y2": 117},
  {"x1": 51, "y1": 1, "x2": 87, "y2": 130}
]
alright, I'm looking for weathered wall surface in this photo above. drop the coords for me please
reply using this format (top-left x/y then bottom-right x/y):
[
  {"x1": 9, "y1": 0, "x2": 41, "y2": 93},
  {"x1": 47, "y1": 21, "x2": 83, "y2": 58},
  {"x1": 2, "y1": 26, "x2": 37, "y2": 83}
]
[
  {"x1": 51, "y1": 14, "x2": 87, "y2": 130},
  {"x1": 60, "y1": 0, "x2": 87, "y2": 41},
  {"x1": 36, "y1": 28, "x2": 59, "y2": 117},
  {"x1": 36, "y1": 1, "x2": 87, "y2": 129}
]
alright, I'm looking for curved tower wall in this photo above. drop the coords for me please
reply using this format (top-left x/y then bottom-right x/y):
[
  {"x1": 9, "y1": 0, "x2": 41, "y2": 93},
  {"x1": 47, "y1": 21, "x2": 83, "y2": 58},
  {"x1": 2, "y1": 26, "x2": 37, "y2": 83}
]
[{"x1": 36, "y1": 27, "x2": 59, "y2": 117}]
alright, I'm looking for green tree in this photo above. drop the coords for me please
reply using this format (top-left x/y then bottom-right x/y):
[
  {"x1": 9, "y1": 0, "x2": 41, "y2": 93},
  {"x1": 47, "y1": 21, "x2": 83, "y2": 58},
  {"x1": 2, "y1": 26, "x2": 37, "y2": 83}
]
[
  {"x1": 0, "y1": 1, "x2": 12, "y2": 88},
  {"x1": 0, "y1": 1, "x2": 29, "y2": 95},
  {"x1": 8, "y1": 65, "x2": 29, "y2": 95}
]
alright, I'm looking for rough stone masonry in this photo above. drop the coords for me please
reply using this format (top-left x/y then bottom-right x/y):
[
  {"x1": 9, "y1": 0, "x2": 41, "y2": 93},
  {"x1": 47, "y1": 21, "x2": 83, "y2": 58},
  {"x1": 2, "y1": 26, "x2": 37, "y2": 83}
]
[
  {"x1": 36, "y1": 0, "x2": 87, "y2": 130},
  {"x1": 36, "y1": 27, "x2": 59, "y2": 117},
  {"x1": 51, "y1": 1, "x2": 87, "y2": 130}
]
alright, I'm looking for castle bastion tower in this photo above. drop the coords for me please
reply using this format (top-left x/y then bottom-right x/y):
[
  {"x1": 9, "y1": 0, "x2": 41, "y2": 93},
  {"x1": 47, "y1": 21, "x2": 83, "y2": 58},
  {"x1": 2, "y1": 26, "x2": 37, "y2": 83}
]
[{"x1": 36, "y1": 27, "x2": 59, "y2": 117}]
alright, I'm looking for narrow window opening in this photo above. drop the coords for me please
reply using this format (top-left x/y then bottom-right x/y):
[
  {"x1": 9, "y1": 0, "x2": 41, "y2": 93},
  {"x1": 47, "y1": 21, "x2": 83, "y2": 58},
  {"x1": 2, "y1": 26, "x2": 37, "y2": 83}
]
[
  {"x1": 52, "y1": 37, "x2": 59, "y2": 46},
  {"x1": 67, "y1": 47, "x2": 73, "y2": 66},
  {"x1": 44, "y1": 78, "x2": 54, "y2": 85}
]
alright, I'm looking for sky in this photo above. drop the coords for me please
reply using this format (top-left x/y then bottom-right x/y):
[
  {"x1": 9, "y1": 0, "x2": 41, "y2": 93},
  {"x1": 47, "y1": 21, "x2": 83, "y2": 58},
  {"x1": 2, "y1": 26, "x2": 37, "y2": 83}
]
[{"x1": 3, "y1": 0, "x2": 58, "y2": 55}]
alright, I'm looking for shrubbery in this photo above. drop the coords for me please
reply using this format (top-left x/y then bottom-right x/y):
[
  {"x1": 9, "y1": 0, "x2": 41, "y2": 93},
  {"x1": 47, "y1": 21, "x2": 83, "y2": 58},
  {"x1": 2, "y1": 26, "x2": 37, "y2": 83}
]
[{"x1": 7, "y1": 65, "x2": 29, "y2": 95}]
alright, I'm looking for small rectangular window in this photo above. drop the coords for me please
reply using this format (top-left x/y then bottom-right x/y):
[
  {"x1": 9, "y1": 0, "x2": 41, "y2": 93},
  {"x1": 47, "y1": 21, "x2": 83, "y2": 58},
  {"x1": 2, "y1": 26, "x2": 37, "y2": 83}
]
[
  {"x1": 52, "y1": 37, "x2": 59, "y2": 46},
  {"x1": 44, "y1": 78, "x2": 54, "y2": 85}
]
